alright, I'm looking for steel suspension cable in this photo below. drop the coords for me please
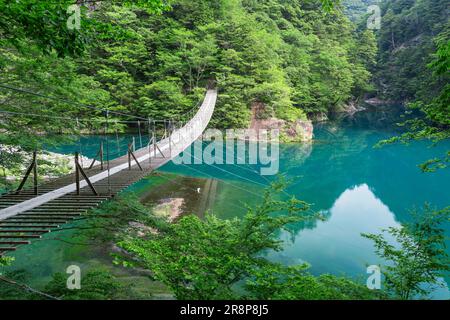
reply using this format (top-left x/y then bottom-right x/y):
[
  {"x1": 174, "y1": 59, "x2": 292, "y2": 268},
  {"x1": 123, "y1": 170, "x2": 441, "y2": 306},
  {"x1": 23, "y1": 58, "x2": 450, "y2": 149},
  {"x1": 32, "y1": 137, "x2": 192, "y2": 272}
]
[
  {"x1": 138, "y1": 120, "x2": 143, "y2": 149},
  {"x1": 0, "y1": 83, "x2": 148, "y2": 121}
]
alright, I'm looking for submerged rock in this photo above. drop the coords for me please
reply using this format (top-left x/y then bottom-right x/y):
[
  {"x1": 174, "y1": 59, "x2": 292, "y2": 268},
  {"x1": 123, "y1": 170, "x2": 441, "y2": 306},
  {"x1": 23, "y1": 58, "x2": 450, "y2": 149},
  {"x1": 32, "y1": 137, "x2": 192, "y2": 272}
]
[
  {"x1": 340, "y1": 100, "x2": 366, "y2": 115},
  {"x1": 152, "y1": 198, "x2": 185, "y2": 222},
  {"x1": 128, "y1": 221, "x2": 158, "y2": 237},
  {"x1": 364, "y1": 97, "x2": 394, "y2": 106}
]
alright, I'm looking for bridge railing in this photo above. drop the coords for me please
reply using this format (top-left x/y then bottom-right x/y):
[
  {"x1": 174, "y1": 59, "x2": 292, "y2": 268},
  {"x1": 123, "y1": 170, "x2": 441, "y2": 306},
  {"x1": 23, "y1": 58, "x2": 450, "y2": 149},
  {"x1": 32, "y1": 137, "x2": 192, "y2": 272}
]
[{"x1": 157, "y1": 90, "x2": 217, "y2": 159}]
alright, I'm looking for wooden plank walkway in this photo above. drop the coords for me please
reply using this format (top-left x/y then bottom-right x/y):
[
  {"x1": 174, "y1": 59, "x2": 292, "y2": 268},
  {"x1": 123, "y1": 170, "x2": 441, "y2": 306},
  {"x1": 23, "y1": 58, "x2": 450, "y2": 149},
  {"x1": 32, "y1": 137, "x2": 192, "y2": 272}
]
[{"x1": 0, "y1": 90, "x2": 217, "y2": 255}]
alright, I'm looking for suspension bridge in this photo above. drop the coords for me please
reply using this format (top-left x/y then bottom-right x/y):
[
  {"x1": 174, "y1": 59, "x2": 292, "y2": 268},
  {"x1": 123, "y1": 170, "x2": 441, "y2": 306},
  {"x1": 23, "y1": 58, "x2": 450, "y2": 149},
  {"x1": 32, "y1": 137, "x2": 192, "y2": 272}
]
[{"x1": 0, "y1": 89, "x2": 217, "y2": 255}]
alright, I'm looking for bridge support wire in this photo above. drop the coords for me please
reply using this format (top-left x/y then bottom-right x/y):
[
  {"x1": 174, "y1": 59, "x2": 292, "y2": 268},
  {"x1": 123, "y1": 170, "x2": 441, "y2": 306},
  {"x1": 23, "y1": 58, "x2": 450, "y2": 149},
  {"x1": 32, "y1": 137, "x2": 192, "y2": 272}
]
[
  {"x1": 115, "y1": 128, "x2": 120, "y2": 154},
  {"x1": 138, "y1": 120, "x2": 143, "y2": 149},
  {"x1": 148, "y1": 118, "x2": 153, "y2": 166},
  {"x1": 88, "y1": 142, "x2": 104, "y2": 170},
  {"x1": 105, "y1": 110, "x2": 112, "y2": 196}
]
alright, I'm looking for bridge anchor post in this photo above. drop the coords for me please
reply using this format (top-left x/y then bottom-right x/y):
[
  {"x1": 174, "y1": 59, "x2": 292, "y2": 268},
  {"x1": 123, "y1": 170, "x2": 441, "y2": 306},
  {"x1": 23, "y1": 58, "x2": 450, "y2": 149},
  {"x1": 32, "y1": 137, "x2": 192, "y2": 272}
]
[
  {"x1": 16, "y1": 151, "x2": 38, "y2": 195},
  {"x1": 128, "y1": 143, "x2": 143, "y2": 171},
  {"x1": 75, "y1": 152, "x2": 98, "y2": 196}
]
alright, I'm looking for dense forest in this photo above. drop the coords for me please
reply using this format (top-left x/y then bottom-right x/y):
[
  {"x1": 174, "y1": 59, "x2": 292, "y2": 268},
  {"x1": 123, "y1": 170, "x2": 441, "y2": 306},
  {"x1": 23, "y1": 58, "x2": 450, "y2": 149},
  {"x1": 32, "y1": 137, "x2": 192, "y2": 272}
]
[
  {"x1": 375, "y1": 0, "x2": 448, "y2": 102},
  {"x1": 0, "y1": 0, "x2": 379, "y2": 190},
  {"x1": 373, "y1": 0, "x2": 449, "y2": 171},
  {"x1": 0, "y1": 0, "x2": 447, "y2": 150},
  {"x1": 343, "y1": 0, "x2": 376, "y2": 22},
  {"x1": 0, "y1": 0, "x2": 376, "y2": 131}
]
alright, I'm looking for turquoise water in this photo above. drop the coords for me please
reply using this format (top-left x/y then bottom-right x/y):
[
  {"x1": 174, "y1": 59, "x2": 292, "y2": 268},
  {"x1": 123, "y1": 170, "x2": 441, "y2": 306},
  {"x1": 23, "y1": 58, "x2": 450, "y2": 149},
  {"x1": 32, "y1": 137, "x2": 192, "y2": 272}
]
[
  {"x1": 46, "y1": 133, "x2": 151, "y2": 160},
  {"x1": 3, "y1": 106, "x2": 449, "y2": 298},
  {"x1": 152, "y1": 107, "x2": 450, "y2": 298}
]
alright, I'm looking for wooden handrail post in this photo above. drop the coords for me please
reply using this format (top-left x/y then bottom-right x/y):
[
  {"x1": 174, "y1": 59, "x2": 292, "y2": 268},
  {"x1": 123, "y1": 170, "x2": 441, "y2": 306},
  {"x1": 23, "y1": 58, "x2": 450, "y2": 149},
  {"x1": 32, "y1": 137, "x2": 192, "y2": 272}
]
[
  {"x1": 128, "y1": 142, "x2": 143, "y2": 171},
  {"x1": 128, "y1": 143, "x2": 132, "y2": 170},
  {"x1": 16, "y1": 151, "x2": 38, "y2": 195},
  {"x1": 33, "y1": 151, "x2": 38, "y2": 195},
  {"x1": 75, "y1": 152, "x2": 80, "y2": 195},
  {"x1": 100, "y1": 142, "x2": 104, "y2": 170},
  {"x1": 77, "y1": 163, "x2": 98, "y2": 196}
]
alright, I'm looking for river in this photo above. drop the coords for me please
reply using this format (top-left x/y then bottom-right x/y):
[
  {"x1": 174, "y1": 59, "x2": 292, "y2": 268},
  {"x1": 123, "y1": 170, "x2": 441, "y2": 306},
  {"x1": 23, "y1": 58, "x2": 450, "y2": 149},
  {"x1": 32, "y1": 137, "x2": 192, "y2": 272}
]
[{"x1": 2, "y1": 105, "x2": 449, "y2": 299}]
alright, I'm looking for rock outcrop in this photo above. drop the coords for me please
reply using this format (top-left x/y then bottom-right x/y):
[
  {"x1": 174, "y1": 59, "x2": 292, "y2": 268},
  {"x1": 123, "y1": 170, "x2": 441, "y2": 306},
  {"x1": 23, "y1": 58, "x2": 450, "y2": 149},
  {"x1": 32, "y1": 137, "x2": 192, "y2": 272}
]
[{"x1": 249, "y1": 103, "x2": 313, "y2": 142}]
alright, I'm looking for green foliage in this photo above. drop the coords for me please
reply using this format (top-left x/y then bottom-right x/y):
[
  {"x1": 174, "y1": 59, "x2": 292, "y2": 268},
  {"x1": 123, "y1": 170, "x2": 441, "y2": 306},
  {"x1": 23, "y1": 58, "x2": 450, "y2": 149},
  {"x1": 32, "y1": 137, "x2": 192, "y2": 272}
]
[
  {"x1": 75, "y1": 0, "x2": 374, "y2": 128},
  {"x1": 0, "y1": 0, "x2": 89, "y2": 57},
  {"x1": 362, "y1": 205, "x2": 450, "y2": 299},
  {"x1": 0, "y1": 0, "x2": 171, "y2": 57},
  {"x1": 377, "y1": 25, "x2": 449, "y2": 171},
  {"x1": 375, "y1": 0, "x2": 448, "y2": 102},
  {"x1": 0, "y1": 256, "x2": 14, "y2": 267},
  {"x1": 0, "y1": 0, "x2": 376, "y2": 154},
  {"x1": 237, "y1": 0, "x2": 375, "y2": 117},
  {"x1": 110, "y1": 180, "x2": 381, "y2": 300},
  {"x1": 343, "y1": 0, "x2": 377, "y2": 22},
  {"x1": 0, "y1": 270, "x2": 42, "y2": 300},
  {"x1": 246, "y1": 264, "x2": 385, "y2": 300},
  {"x1": 115, "y1": 180, "x2": 314, "y2": 299}
]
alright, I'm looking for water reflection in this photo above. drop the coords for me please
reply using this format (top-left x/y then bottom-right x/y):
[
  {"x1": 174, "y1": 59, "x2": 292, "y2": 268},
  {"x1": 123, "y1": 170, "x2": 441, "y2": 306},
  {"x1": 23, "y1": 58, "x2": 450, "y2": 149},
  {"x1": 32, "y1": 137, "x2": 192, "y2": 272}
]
[{"x1": 266, "y1": 184, "x2": 400, "y2": 276}]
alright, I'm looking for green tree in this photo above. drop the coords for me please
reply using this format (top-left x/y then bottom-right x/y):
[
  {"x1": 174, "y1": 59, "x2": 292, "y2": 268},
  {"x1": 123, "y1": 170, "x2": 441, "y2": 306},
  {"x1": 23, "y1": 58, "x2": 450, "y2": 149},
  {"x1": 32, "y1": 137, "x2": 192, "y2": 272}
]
[
  {"x1": 246, "y1": 264, "x2": 385, "y2": 300},
  {"x1": 115, "y1": 180, "x2": 313, "y2": 299},
  {"x1": 111, "y1": 181, "x2": 381, "y2": 300},
  {"x1": 375, "y1": 0, "x2": 448, "y2": 102},
  {"x1": 362, "y1": 206, "x2": 450, "y2": 299},
  {"x1": 44, "y1": 269, "x2": 128, "y2": 300},
  {"x1": 0, "y1": 0, "x2": 171, "y2": 57},
  {"x1": 377, "y1": 26, "x2": 449, "y2": 172}
]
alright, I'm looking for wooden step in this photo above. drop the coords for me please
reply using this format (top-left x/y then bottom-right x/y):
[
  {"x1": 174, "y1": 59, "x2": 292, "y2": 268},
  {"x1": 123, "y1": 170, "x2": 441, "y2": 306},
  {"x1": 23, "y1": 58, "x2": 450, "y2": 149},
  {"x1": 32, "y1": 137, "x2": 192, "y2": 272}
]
[
  {"x1": 5, "y1": 220, "x2": 71, "y2": 224},
  {"x1": 0, "y1": 235, "x2": 42, "y2": 239},
  {"x1": 0, "y1": 241, "x2": 31, "y2": 245},
  {"x1": 0, "y1": 230, "x2": 50, "y2": 233},
  {"x1": 0, "y1": 225, "x2": 60, "y2": 228},
  {"x1": 0, "y1": 247, "x2": 16, "y2": 252}
]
